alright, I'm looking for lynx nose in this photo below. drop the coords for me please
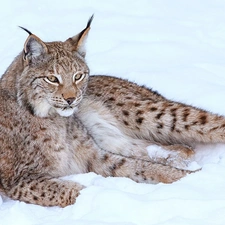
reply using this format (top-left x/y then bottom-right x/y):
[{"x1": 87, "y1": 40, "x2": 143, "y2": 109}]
[{"x1": 65, "y1": 97, "x2": 75, "y2": 105}]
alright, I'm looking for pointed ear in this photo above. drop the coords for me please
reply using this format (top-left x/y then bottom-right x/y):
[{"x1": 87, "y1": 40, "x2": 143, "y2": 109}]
[
  {"x1": 65, "y1": 15, "x2": 94, "y2": 57},
  {"x1": 22, "y1": 32, "x2": 48, "y2": 62}
]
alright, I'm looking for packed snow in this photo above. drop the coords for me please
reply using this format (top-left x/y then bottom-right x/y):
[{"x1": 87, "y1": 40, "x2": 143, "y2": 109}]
[{"x1": 1, "y1": 0, "x2": 225, "y2": 224}]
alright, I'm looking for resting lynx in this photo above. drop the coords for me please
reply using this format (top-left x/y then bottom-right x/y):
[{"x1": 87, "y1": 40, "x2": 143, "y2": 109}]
[{"x1": 0, "y1": 16, "x2": 225, "y2": 207}]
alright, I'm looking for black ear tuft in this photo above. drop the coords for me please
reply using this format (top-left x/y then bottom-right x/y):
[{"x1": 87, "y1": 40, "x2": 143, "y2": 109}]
[
  {"x1": 86, "y1": 14, "x2": 94, "y2": 29},
  {"x1": 19, "y1": 26, "x2": 33, "y2": 35},
  {"x1": 79, "y1": 14, "x2": 94, "y2": 39},
  {"x1": 65, "y1": 15, "x2": 94, "y2": 57}
]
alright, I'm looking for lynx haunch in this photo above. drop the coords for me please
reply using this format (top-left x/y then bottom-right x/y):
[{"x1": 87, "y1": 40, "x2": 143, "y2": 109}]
[{"x1": 0, "y1": 16, "x2": 224, "y2": 207}]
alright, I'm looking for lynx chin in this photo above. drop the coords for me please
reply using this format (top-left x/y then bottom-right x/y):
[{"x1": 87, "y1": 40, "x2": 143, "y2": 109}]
[{"x1": 0, "y1": 15, "x2": 225, "y2": 207}]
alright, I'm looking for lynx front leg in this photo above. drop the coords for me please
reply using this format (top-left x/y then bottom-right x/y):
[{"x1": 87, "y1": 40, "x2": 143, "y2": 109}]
[
  {"x1": 92, "y1": 150, "x2": 196, "y2": 184},
  {"x1": 6, "y1": 178, "x2": 84, "y2": 207}
]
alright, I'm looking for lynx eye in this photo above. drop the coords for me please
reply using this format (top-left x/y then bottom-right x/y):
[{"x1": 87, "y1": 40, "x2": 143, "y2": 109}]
[
  {"x1": 44, "y1": 76, "x2": 59, "y2": 85},
  {"x1": 73, "y1": 72, "x2": 85, "y2": 83}
]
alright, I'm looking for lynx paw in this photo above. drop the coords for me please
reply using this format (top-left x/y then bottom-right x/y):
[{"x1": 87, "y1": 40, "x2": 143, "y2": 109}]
[{"x1": 147, "y1": 144, "x2": 201, "y2": 171}]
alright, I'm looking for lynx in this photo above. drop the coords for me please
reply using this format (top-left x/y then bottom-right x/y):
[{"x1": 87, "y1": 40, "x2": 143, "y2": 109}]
[{"x1": 0, "y1": 16, "x2": 225, "y2": 207}]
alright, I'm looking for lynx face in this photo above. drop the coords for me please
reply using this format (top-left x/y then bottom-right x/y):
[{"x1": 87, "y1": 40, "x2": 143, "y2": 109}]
[
  {"x1": 16, "y1": 20, "x2": 92, "y2": 117},
  {"x1": 17, "y1": 50, "x2": 89, "y2": 117}
]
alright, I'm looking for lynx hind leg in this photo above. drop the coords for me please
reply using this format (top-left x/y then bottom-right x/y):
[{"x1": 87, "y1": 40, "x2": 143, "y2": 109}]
[
  {"x1": 7, "y1": 178, "x2": 84, "y2": 207},
  {"x1": 147, "y1": 143, "x2": 201, "y2": 171}
]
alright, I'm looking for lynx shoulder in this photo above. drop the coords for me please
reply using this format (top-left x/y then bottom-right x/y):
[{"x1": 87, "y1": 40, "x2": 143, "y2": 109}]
[{"x1": 0, "y1": 16, "x2": 224, "y2": 207}]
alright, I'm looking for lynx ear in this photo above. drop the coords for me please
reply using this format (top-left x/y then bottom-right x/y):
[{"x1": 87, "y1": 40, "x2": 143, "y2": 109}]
[
  {"x1": 19, "y1": 26, "x2": 48, "y2": 62},
  {"x1": 65, "y1": 15, "x2": 94, "y2": 57}
]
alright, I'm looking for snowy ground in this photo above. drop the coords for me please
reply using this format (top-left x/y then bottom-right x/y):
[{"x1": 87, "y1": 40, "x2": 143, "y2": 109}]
[{"x1": 1, "y1": 0, "x2": 225, "y2": 224}]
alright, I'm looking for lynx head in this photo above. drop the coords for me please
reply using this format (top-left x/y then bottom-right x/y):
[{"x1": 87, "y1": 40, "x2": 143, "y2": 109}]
[{"x1": 16, "y1": 16, "x2": 93, "y2": 117}]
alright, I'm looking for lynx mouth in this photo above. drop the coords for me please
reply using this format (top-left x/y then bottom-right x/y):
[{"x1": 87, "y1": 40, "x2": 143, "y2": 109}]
[
  {"x1": 62, "y1": 106, "x2": 73, "y2": 111},
  {"x1": 55, "y1": 107, "x2": 75, "y2": 117},
  {"x1": 51, "y1": 98, "x2": 82, "y2": 117}
]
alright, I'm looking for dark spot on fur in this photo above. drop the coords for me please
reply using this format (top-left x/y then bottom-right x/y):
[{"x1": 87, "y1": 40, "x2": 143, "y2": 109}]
[
  {"x1": 18, "y1": 191, "x2": 22, "y2": 199},
  {"x1": 170, "y1": 107, "x2": 178, "y2": 113},
  {"x1": 24, "y1": 191, "x2": 28, "y2": 198},
  {"x1": 209, "y1": 126, "x2": 219, "y2": 132},
  {"x1": 150, "y1": 107, "x2": 157, "y2": 111},
  {"x1": 109, "y1": 164, "x2": 117, "y2": 176},
  {"x1": 118, "y1": 159, "x2": 126, "y2": 167},
  {"x1": 117, "y1": 102, "x2": 125, "y2": 107},
  {"x1": 126, "y1": 96, "x2": 132, "y2": 100},
  {"x1": 43, "y1": 137, "x2": 51, "y2": 142},
  {"x1": 32, "y1": 134, "x2": 38, "y2": 141},
  {"x1": 136, "y1": 110, "x2": 144, "y2": 116},
  {"x1": 141, "y1": 97, "x2": 153, "y2": 102},
  {"x1": 171, "y1": 111, "x2": 177, "y2": 131},
  {"x1": 123, "y1": 120, "x2": 129, "y2": 126},
  {"x1": 182, "y1": 108, "x2": 190, "y2": 122},
  {"x1": 140, "y1": 170, "x2": 147, "y2": 180},
  {"x1": 157, "y1": 123, "x2": 163, "y2": 129},
  {"x1": 122, "y1": 110, "x2": 129, "y2": 116},
  {"x1": 150, "y1": 177, "x2": 155, "y2": 181},
  {"x1": 199, "y1": 114, "x2": 208, "y2": 125},
  {"x1": 185, "y1": 125, "x2": 189, "y2": 130},
  {"x1": 13, "y1": 188, "x2": 18, "y2": 196},
  {"x1": 156, "y1": 112, "x2": 164, "y2": 119},
  {"x1": 33, "y1": 196, "x2": 38, "y2": 201},
  {"x1": 102, "y1": 154, "x2": 109, "y2": 161},
  {"x1": 108, "y1": 97, "x2": 115, "y2": 101},
  {"x1": 134, "y1": 103, "x2": 141, "y2": 107},
  {"x1": 171, "y1": 118, "x2": 176, "y2": 131},
  {"x1": 20, "y1": 182, "x2": 25, "y2": 188},
  {"x1": 87, "y1": 160, "x2": 93, "y2": 172},
  {"x1": 13, "y1": 121, "x2": 19, "y2": 127},
  {"x1": 136, "y1": 117, "x2": 144, "y2": 124},
  {"x1": 40, "y1": 126, "x2": 47, "y2": 131},
  {"x1": 197, "y1": 130, "x2": 204, "y2": 135},
  {"x1": 24, "y1": 100, "x2": 35, "y2": 115}
]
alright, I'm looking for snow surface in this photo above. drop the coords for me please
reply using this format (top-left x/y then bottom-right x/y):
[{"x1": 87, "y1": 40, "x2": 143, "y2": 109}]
[{"x1": 1, "y1": 0, "x2": 225, "y2": 224}]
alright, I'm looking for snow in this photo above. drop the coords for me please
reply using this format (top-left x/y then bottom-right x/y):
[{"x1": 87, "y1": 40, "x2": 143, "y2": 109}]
[{"x1": 1, "y1": 0, "x2": 225, "y2": 224}]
